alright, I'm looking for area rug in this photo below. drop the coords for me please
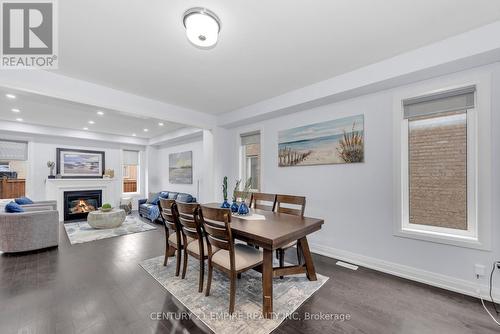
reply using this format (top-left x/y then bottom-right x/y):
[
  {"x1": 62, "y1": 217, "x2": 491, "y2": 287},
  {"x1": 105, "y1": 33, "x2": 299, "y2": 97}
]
[
  {"x1": 64, "y1": 216, "x2": 157, "y2": 245},
  {"x1": 140, "y1": 255, "x2": 329, "y2": 334}
]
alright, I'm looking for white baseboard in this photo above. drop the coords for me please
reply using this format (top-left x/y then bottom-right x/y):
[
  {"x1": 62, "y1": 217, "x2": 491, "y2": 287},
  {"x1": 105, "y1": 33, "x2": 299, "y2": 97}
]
[{"x1": 309, "y1": 242, "x2": 500, "y2": 301}]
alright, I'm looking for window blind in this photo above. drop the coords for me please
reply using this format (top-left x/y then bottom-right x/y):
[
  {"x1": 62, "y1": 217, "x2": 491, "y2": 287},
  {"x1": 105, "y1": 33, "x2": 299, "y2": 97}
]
[
  {"x1": 0, "y1": 140, "x2": 28, "y2": 161},
  {"x1": 403, "y1": 85, "x2": 475, "y2": 119},
  {"x1": 123, "y1": 150, "x2": 139, "y2": 165},
  {"x1": 241, "y1": 131, "x2": 260, "y2": 145}
]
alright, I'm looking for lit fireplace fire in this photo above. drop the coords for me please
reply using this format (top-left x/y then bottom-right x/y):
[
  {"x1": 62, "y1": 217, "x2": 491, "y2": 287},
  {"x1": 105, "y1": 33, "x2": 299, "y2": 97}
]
[{"x1": 70, "y1": 199, "x2": 96, "y2": 214}]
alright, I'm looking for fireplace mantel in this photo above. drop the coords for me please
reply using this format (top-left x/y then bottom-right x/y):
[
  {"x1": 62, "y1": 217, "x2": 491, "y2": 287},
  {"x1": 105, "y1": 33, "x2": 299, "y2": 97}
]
[
  {"x1": 45, "y1": 178, "x2": 118, "y2": 222},
  {"x1": 46, "y1": 178, "x2": 115, "y2": 183}
]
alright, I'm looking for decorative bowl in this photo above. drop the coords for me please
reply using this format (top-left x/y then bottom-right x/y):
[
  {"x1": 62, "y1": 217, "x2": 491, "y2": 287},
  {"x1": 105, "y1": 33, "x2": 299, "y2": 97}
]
[{"x1": 100, "y1": 207, "x2": 113, "y2": 212}]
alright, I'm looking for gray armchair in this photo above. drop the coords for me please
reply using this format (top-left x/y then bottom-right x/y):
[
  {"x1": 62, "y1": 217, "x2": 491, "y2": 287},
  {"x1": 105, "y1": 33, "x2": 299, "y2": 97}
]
[
  {"x1": 0, "y1": 206, "x2": 59, "y2": 253},
  {"x1": 21, "y1": 200, "x2": 57, "y2": 211}
]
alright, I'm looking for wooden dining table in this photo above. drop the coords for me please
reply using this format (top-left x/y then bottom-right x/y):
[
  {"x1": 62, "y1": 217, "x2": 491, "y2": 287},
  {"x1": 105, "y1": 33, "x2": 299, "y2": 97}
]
[{"x1": 204, "y1": 203, "x2": 324, "y2": 318}]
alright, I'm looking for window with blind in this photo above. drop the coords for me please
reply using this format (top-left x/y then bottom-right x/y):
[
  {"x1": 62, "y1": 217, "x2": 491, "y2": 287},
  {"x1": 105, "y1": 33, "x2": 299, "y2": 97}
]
[
  {"x1": 122, "y1": 150, "x2": 139, "y2": 193},
  {"x1": 0, "y1": 140, "x2": 28, "y2": 199},
  {"x1": 400, "y1": 86, "x2": 477, "y2": 241},
  {"x1": 240, "y1": 131, "x2": 260, "y2": 191}
]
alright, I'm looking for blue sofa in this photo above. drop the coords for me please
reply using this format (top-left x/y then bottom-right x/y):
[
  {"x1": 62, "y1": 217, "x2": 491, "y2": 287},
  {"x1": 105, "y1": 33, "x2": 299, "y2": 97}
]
[{"x1": 138, "y1": 191, "x2": 196, "y2": 223}]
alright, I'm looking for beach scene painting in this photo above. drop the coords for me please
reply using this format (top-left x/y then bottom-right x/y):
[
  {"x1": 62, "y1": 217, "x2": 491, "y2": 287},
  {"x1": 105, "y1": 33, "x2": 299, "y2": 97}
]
[
  {"x1": 169, "y1": 151, "x2": 193, "y2": 184},
  {"x1": 57, "y1": 149, "x2": 104, "y2": 178},
  {"x1": 278, "y1": 115, "x2": 364, "y2": 167}
]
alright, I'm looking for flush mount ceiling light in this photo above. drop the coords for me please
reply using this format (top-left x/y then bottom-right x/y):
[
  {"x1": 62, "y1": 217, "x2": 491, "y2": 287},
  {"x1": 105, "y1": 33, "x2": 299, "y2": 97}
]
[
  {"x1": 183, "y1": 7, "x2": 221, "y2": 49},
  {"x1": 158, "y1": 122, "x2": 164, "y2": 126},
  {"x1": 16, "y1": 118, "x2": 23, "y2": 122},
  {"x1": 11, "y1": 108, "x2": 20, "y2": 113},
  {"x1": 96, "y1": 111, "x2": 104, "y2": 116},
  {"x1": 88, "y1": 120, "x2": 95, "y2": 124},
  {"x1": 6, "y1": 94, "x2": 16, "y2": 99}
]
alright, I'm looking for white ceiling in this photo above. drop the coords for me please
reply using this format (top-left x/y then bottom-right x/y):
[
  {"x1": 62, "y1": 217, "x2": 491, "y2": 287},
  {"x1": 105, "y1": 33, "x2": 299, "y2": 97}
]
[
  {"x1": 0, "y1": 88, "x2": 184, "y2": 139},
  {"x1": 54, "y1": 0, "x2": 500, "y2": 115}
]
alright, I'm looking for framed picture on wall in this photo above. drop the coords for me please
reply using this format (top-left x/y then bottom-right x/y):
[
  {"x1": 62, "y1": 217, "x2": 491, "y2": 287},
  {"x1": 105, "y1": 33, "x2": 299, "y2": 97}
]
[
  {"x1": 278, "y1": 114, "x2": 364, "y2": 167},
  {"x1": 56, "y1": 148, "x2": 105, "y2": 178},
  {"x1": 169, "y1": 151, "x2": 193, "y2": 184}
]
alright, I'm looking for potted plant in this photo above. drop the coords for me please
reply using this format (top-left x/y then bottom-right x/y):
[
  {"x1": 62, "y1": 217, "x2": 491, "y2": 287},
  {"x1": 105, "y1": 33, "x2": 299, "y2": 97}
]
[
  {"x1": 238, "y1": 177, "x2": 252, "y2": 215},
  {"x1": 100, "y1": 203, "x2": 113, "y2": 212},
  {"x1": 220, "y1": 176, "x2": 230, "y2": 208},
  {"x1": 230, "y1": 179, "x2": 241, "y2": 213},
  {"x1": 47, "y1": 161, "x2": 55, "y2": 179}
]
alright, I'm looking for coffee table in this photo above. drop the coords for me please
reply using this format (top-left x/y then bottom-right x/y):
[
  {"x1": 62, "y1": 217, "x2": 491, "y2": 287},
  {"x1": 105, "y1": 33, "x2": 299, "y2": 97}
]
[{"x1": 87, "y1": 208, "x2": 126, "y2": 229}]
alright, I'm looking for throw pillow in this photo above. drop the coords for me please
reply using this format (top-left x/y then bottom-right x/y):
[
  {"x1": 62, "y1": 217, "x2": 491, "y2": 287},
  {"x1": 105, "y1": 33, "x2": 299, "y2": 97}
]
[
  {"x1": 15, "y1": 196, "x2": 34, "y2": 205},
  {"x1": 167, "y1": 192, "x2": 178, "y2": 200},
  {"x1": 176, "y1": 193, "x2": 193, "y2": 203},
  {"x1": 5, "y1": 201, "x2": 24, "y2": 213},
  {"x1": 148, "y1": 192, "x2": 160, "y2": 205}
]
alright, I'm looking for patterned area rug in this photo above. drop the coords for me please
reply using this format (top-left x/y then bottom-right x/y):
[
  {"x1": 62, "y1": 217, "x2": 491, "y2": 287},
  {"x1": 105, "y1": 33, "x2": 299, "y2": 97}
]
[
  {"x1": 64, "y1": 216, "x2": 157, "y2": 245},
  {"x1": 140, "y1": 255, "x2": 329, "y2": 334}
]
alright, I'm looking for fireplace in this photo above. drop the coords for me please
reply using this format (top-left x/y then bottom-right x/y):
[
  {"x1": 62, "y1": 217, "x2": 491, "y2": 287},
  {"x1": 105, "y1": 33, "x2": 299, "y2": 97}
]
[{"x1": 63, "y1": 190, "x2": 102, "y2": 221}]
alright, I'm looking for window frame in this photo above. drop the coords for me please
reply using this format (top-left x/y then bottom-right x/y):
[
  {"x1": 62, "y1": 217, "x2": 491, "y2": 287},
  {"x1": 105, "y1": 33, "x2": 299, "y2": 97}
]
[
  {"x1": 122, "y1": 149, "x2": 140, "y2": 195},
  {"x1": 239, "y1": 130, "x2": 261, "y2": 192},
  {"x1": 401, "y1": 109, "x2": 477, "y2": 240},
  {"x1": 393, "y1": 78, "x2": 491, "y2": 251}
]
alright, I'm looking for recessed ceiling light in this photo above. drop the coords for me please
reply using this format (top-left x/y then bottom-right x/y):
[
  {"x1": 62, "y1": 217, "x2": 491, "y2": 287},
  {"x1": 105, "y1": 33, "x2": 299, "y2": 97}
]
[
  {"x1": 183, "y1": 7, "x2": 221, "y2": 48},
  {"x1": 132, "y1": 133, "x2": 136, "y2": 137},
  {"x1": 6, "y1": 94, "x2": 16, "y2": 99},
  {"x1": 97, "y1": 111, "x2": 104, "y2": 116},
  {"x1": 143, "y1": 128, "x2": 149, "y2": 132},
  {"x1": 158, "y1": 122, "x2": 164, "y2": 126},
  {"x1": 11, "y1": 108, "x2": 20, "y2": 113},
  {"x1": 83, "y1": 127, "x2": 89, "y2": 130},
  {"x1": 88, "y1": 120, "x2": 95, "y2": 124},
  {"x1": 15, "y1": 118, "x2": 23, "y2": 122}
]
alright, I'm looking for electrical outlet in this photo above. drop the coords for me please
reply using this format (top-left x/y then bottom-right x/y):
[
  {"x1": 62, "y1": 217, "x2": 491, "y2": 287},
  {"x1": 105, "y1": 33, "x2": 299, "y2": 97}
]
[{"x1": 475, "y1": 264, "x2": 486, "y2": 278}]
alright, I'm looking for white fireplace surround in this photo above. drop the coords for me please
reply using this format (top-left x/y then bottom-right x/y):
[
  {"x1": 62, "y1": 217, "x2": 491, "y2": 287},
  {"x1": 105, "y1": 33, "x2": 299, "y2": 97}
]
[{"x1": 45, "y1": 178, "x2": 118, "y2": 222}]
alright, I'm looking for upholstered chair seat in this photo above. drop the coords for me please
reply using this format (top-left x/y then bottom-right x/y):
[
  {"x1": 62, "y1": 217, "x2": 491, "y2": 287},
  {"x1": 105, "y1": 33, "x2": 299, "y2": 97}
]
[
  {"x1": 186, "y1": 238, "x2": 219, "y2": 256},
  {"x1": 168, "y1": 233, "x2": 194, "y2": 245},
  {"x1": 212, "y1": 244, "x2": 263, "y2": 271}
]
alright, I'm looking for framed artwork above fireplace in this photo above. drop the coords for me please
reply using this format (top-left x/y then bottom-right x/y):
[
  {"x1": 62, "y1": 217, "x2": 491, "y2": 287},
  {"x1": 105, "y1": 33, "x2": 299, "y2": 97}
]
[{"x1": 56, "y1": 148, "x2": 105, "y2": 179}]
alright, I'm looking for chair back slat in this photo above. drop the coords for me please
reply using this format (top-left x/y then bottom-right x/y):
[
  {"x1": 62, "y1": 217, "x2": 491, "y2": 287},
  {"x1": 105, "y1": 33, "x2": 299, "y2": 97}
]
[
  {"x1": 203, "y1": 219, "x2": 229, "y2": 240},
  {"x1": 176, "y1": 202, "x2": 202, "y2": 239},
  {"x1": 275, "y1": 194, "x2": 306, "y2": 217},
  {"x1": 250, "y1": 192, "x2": 276, "y2": 211},
  {"x1": 158, "y1": 198, "x2": 179, "y2": 231},
  {"x1": 199, "y1": 205, "x2": 232, "y2": 252},
  {"x1": 207, "y1": 235, "x2": 230, "y2": 250}
]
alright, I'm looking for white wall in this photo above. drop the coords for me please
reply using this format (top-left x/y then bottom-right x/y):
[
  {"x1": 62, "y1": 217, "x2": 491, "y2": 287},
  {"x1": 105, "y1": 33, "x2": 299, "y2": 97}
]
[
  {"x1": 153, "y1": 139, "x2": 203, "y2": 200},
  {"x1": 0, "y1": 134, "x2": 147, "y2": 208},
  {"x1": 221, "y1": 63, "x2": 500, "y2": 298}
]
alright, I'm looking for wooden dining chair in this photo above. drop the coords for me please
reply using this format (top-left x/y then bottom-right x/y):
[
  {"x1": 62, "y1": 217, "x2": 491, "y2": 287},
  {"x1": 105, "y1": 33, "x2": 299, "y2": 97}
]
[
  {"x1": 158, "y1": 198, "x2": 183, "y2": 276},
  {"x1": 176, "y1": 202, "x2": 208, "y2": 293},
  {"x1": 249, "y1": 192, "x2": 276, "y2": 211},
  {"x1": 275, "y1": 195, "x2": 306, "y2": 277},
  {"x1": 199, "y1": 205, "x2": 263, "y2": 314},
  {"x1": 233, "y1": 190, "x2": 253, "y2": 204}
]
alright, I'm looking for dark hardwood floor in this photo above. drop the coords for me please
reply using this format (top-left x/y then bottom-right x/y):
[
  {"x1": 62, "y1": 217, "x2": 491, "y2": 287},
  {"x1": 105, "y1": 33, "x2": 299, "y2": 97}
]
[{"x1": 0, "y1": 214, "x2": 498, "y2": 334}]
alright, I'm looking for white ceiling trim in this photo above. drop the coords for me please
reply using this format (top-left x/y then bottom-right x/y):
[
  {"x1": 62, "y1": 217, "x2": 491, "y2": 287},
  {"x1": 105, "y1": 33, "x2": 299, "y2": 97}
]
[
  {"x1": 217, "y1": 21, "x2": 500, "y2": 128},
  {"x1": 0, "y1": 70, "x2": 217, "y2": 130},
  {"x1": 0, "y1": 120, "x2": 149, "y2": 146},
  {"x1": 149, "y1": 127, "x2": 203, "y2": 147},
  {"x1": 0, "y1": 120, "x2": 205, "y2": 148}
]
